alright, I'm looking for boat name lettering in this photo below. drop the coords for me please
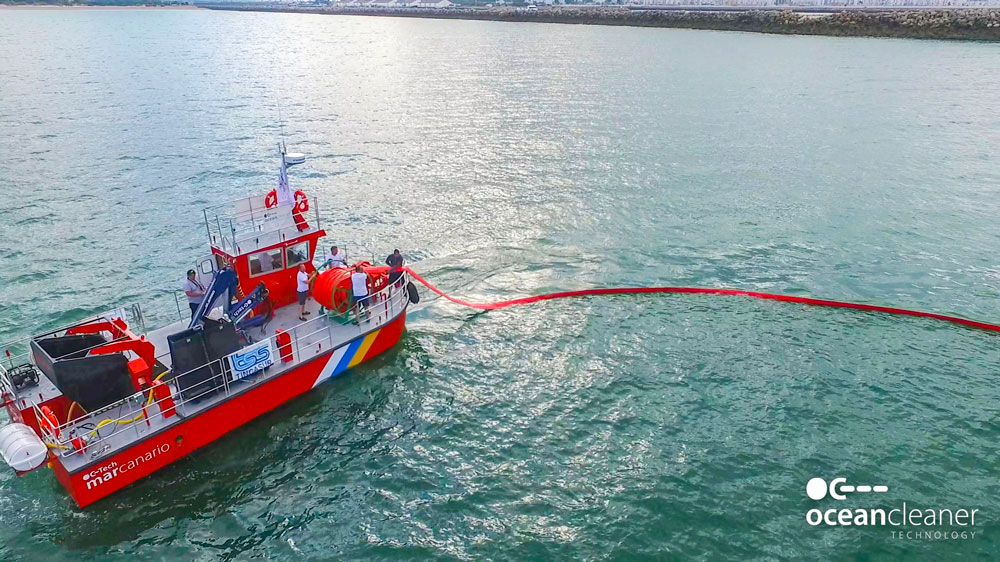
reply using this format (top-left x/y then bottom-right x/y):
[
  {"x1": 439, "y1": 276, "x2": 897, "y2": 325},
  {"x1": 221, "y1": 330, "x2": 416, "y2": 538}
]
[{"x1": 83, "y1": 443, "x2": 170, "y2": 490}]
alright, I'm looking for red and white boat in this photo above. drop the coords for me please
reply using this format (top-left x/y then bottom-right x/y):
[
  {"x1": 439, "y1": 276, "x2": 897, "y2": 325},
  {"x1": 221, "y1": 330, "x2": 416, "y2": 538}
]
[{"x1": 0, "y1": 147, "x2": 415, "y2": 508}]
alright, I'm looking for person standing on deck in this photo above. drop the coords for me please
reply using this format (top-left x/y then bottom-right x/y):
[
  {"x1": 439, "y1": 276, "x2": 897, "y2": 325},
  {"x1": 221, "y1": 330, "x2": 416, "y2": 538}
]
[
  {"x1": 296, "y1": 264, "x2": 316, "y2": 322},
  {"x1": 324, "y1": 245, "x2": 347, "y2": 269},
  {"x1": 183, "y1": 269, "x2": 206, "y2": 318},
  {"x1": 351, "y1": 264, "x2": 371, "y2": 323},
  {"x1": 385, "y1": 249, "x2": 404, "y2": 287}
]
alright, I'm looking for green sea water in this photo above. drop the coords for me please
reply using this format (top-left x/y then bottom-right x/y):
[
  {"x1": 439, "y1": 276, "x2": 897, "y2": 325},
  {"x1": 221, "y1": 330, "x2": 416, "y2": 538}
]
[{"x1": 1, "y1": 8, "x2": 1000, "y2": 560}]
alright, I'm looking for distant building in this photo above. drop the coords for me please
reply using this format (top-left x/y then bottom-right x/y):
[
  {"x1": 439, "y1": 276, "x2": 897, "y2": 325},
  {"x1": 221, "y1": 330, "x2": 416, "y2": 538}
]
[
  {"x1": 409, "y1": 0, "x2": 453, "y2": 6},
  {"x1": 626, "y1": 0, "x2": 998, "y2": 5}
]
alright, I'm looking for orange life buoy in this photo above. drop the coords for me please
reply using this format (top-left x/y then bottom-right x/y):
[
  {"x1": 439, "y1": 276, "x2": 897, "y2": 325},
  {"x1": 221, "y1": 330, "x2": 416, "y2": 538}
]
[
  {"x1": 40, "y1": 405, "x2": 61, "y2": 439},
  {"x1": 292, "y1": 191, "x2": 310, "y2": 231},
  {"x1": 293, "y1": 191, "x2": 309, "y2": 213},
  {"x1": 264, "y1": 190, "x2": 278, "y2": 209}
]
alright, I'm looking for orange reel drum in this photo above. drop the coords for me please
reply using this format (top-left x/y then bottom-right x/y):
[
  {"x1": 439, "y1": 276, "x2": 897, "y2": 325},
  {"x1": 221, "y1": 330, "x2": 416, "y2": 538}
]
[
  {"x1": 312, "y1": 268, "x2": 353, "y2": 313},
  {"x1": 313, "y1": 262, "x2": 390, "y2": 312},
  {"x1": 368, "y1": 266, "x2": 390, "y2": 295}
]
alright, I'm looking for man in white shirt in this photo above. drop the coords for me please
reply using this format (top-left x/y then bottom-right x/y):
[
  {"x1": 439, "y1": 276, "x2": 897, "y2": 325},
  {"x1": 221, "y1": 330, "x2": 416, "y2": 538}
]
[
  {"x1": 183, "y1": 269, "x2": 207, "y2": 318},
  {"x1": 296, "y1": 264, "x2": 316, "y2": 321},
  {"x1": 351, "y1": 264, "x2": 370, "y2": 323},
  {"x1": 324, "y1": 245, "x2": 347, "y2": 269}
]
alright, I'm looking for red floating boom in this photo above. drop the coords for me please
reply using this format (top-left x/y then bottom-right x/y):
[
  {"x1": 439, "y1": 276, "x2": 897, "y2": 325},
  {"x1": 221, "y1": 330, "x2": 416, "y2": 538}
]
[{"x1": 401, "y1": 267, "x2": 1000, "y2": 334}]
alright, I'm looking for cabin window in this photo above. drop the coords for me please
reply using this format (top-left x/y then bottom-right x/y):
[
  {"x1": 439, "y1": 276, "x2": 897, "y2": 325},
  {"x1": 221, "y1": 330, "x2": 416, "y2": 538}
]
[
  {"x1": 248, "y1": 248, "x2": 284, "y2": 276},
  {"x1": 285, "y1": 241, "x2": 310, "y2": 268},
  {"x1": 197, "y1": 257, "x2": 214, "y2": 275}
]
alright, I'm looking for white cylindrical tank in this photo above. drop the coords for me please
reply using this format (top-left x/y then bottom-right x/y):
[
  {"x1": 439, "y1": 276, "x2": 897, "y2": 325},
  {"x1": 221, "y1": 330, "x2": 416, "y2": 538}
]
[{"x1": 0, "y1": 423, "x2": 48, "y2": 473}]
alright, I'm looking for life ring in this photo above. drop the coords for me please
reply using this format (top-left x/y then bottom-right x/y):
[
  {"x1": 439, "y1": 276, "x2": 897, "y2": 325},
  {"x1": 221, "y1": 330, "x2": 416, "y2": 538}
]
[
  {"x1": 292, "y1": 191, "x2": 310, "y2": 231},
  {"x1": 40, "y1": 405, "x2": 61, "y2": 439},
  {"x1": 264, "y1": 190, "x2": 278, "y2": 209},
  {"x1": 293, "y1": 191, "x2": 309, "y2": 213}
]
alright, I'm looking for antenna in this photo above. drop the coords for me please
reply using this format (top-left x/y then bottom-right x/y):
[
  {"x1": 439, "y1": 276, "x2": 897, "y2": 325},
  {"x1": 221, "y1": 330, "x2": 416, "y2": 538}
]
[
  {"x1": 277, "y1": 101, "x2": 288, "y2": 164},
  {"x1": 278, "y1": 107, "x2": 286, "y2": 144}
]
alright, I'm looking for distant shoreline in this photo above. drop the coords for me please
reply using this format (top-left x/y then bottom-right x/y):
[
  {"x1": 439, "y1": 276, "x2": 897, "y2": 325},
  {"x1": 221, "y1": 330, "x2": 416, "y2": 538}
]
[
  {"x1": 200, "y1": 4, "x2": 1000, "y2": 41},
  {"x1": 0, "y1": 4, "x2": 198, "y2": 8}
]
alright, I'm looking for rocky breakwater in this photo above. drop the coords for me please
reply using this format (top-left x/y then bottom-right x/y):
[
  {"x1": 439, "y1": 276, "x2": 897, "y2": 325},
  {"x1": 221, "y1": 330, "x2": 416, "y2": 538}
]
[
  {"x1": 611, "y1": 7, "x2": 1000, "y2": 39},
  {"x1": 202, "y1": 5, "x2": 1000, "y2": 41}
]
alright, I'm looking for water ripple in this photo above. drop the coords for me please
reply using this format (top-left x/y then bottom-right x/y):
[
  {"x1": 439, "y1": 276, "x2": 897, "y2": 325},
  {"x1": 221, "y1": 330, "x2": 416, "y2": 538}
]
[{"x1": 2, "y1": 8, "x2": 1000, "y2": 562}]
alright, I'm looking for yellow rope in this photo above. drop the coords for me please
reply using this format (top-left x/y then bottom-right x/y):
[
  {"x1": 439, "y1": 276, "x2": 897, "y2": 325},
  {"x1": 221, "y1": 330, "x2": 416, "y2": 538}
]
[
  {"x1": 45, "y1": 389, "x2": 161, "y2": 447},
  {"x1": 67, "y1": 401, "x2": 84, "y2": 421},
  {"x1": 86, "y1": 389, "x2": 155, "y2": 438},
  {"x1": 88, "y1": 412, "x2": 145, "y2": 438}
]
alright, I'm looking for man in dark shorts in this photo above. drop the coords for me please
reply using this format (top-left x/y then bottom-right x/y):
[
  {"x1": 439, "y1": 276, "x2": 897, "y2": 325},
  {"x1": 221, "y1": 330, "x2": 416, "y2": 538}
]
[{"x1": 296, "y1": 263, "x2": 315, "y2": 321}]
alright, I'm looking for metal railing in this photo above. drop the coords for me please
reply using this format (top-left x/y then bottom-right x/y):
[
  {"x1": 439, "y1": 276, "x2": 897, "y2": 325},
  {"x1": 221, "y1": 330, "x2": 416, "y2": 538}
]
[
  {"x1": 313, "y1": 243, "x2": 382, "y2": 271},
  {"x1": 204, "y1": 193, "x2": 323, "y2": 256},
  {"x1": 0, "y1": 304, "x2": 146, "y2": 382},
  {"x1": 351, "y1": 275, "x2": 412, "y2": 327},
  {"x1": 0, "y1": 367, "x2": 16, "y2": 408},
  {"x1": 39, "y1": 273, "x2": 411, "y2": 462}
]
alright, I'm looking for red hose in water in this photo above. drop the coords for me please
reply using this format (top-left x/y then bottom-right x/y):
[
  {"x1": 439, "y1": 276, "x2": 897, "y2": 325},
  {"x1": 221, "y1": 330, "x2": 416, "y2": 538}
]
[{"x1": 401, "y1": 267, "x2": 1000, "y2": 334}]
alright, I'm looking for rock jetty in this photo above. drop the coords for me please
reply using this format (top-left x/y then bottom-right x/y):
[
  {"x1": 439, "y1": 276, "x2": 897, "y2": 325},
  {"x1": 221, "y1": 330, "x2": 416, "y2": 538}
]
[{"x1": 203, "y1": 5, "x2": 1000, "y2": 41}]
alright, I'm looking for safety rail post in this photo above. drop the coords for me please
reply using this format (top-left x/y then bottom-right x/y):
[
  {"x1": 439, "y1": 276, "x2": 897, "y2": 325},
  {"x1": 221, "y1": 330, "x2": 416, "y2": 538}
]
[
  {"x1": 0, "y1": 368, "x2": 14, "y2": 408},
  {"x1": 216, "y1": 214, "x2": 225, "y2": 252},
  {"x1": 220, "y1": 358, "x2": 231, "y2": 397},
  {"x1": 314, "y1": 195, "x2": 321, "y2": 229},
  {"x1": 248, "y1": 195, "x2": 257, "y2": 234},
  {"x1": 132, "y1": 303, "x2": 145, "y2": 332},
  {"x1": 204, "y1": 208, "x2": 212, "y2": 246},
  {"x1": 133, "y1": 393, "x2": 144, "y2": 441},
  {"x1": 383, "y1": 285, "x2": 390, "y2": 325}
]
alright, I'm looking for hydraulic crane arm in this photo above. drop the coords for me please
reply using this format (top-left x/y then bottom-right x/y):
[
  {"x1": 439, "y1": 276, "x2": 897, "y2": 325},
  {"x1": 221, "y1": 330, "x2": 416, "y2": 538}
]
[{"x1": 188, "y1": 268, "x2": 269, "y2": 330}]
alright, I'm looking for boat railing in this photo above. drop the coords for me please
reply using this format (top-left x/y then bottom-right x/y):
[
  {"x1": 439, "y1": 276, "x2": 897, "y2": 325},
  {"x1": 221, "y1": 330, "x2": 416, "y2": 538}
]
[
  {"x1": 0, "y1": 304, "x2": 147, "y2": 383},
  {"x1": 40, "y1": 274, "x2": 410, "y2": 461},
  {"x1": 0, "y1": 367, "x2": 16, "y2": 408},
  {"x1": 313, "y1": 243, "x2": 382, "y2": 270},
  {"x1": 0, "y1": 349, "x2": 23, "y2": 405},
  {"x1": 204, "y1": 193, "x2": 323, "y2": 256}
]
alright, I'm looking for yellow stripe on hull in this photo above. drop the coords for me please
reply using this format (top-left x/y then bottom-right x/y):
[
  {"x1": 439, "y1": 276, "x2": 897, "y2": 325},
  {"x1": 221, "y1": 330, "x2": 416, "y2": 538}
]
[{"x1": 348, "y1": 330, "x2": 380, "y2": 368}]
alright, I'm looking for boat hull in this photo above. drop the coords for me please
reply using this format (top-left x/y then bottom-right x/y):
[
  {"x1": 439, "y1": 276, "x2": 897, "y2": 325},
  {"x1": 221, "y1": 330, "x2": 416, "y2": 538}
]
[{"x1": 50, "y1": 312, "x2": 406, "y2": 508}]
